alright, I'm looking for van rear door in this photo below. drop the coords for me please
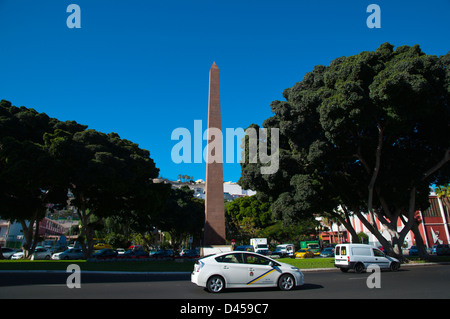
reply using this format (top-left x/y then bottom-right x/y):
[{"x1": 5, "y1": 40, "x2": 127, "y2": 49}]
[{"x1": 334, "y1": 245, "x2": 348, "y2": 267}]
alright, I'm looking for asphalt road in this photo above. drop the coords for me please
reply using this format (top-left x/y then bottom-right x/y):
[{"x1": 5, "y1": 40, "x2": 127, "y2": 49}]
[{"x1": 1, "y1": 264, "x2": 449, "y2": 300}]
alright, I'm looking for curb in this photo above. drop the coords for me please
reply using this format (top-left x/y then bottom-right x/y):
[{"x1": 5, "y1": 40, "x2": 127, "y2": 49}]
[
  {"x1": 0, "y1": 270, "x2": 191, "y2": 275},
  {"x1": 301, "y1": 261, "x2": 450, "y2": 272}
]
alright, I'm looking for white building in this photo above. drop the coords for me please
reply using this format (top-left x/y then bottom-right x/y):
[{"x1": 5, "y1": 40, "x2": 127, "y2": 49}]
[{"x1": 153, "y1": 178, "x2": 256, "y2": 201}]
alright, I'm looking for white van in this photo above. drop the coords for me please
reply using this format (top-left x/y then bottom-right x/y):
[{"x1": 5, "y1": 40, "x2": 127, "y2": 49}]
[{"x1": 334, "y1": 244, "x2": 400, "y2": 273}]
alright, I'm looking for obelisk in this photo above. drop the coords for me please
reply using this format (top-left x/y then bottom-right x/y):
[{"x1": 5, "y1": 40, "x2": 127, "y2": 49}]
[{"x1": 204, "y1": 62, "x2": 226, "y2": 246}]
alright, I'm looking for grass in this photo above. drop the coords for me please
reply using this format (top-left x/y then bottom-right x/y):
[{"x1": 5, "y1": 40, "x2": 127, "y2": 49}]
[
  {"x1": 279, "y1": 257, "x2": 336, "y2": 269},
  {"x1": 0, "y1": 257, "x2": 335, "y2": 272}
]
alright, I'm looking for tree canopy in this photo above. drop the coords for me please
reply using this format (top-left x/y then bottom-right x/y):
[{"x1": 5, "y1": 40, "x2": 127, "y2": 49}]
[
  {"x1": 156, "y1": 186, "x2": 204, "y2": 251},
  {"x1": 0, "y1": 100, "x2": 167, "y2": 258},
  {"x1": 225, "y1": 195, "x2": 317, "y2": 245},
  {"x1": 239, "y1": 43, "x2": 450, "y2": 259},
  {"x1": 0, "y1": 101, "x2": 75, "y2": 257}
]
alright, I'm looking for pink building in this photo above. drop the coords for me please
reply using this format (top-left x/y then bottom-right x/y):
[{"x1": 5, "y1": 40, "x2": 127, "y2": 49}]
[
  {"x1": 38, "y1": 217, "x2": 66, "y2": 237},
  {"x1": 415, "y1": 195, "x2": 450, "y2": 247},
  {"x1": 319, "y1": 194, "x2": 450, "y2": 248}
]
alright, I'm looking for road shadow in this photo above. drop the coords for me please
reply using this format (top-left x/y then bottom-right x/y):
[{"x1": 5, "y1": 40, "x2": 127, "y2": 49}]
[
  {"x1": 203, "y1": 282, "x2": 323, "y2": 294},
  {"x1": 300, "y1": 282, "x2": 324, "y2": 290}
]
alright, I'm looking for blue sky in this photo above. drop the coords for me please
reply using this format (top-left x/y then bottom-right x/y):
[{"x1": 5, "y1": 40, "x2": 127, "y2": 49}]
[{"x1": 0, "y1": 0, "x2": 449, "y2": 183}]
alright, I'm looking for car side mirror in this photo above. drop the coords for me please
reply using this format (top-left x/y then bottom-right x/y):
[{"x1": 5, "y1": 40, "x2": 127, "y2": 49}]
[{"x1": 269, "y1": 261, "x2": 274, "y2": 268}]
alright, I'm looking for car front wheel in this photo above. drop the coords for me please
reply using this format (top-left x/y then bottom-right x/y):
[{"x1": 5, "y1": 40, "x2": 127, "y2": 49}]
[
  {"x1": 390, "y1": 262, "x2": 400, "y2": 272},
  {"x1": 207, "y1": 276, "x2": 225, "y2": 293},
  {"x1": 278, "y1": 274, "x2": 295, "y2": 291}
]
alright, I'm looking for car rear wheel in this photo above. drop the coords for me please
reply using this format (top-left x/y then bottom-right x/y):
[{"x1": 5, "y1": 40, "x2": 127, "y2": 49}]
[
  {"x1": 278, "y1": 274, "x2": 295, "y2": 291},
  {"x1": 207, "y1": 276, "x2": 225, "y2": 293},
  {"x1": 354, "y1": 263, "x2": 365, "y2": 273}
]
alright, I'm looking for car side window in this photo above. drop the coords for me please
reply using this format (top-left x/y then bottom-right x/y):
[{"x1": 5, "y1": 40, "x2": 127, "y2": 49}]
[
  {"x1": 215, "y1": 253, "x2": 242, "y2": 263},
  {"x1": 243, "y1": 254, "x2": 271, "y2": 265},
  {"x1": 373, "y1": 249, "x2": 384, "y2": 257}
]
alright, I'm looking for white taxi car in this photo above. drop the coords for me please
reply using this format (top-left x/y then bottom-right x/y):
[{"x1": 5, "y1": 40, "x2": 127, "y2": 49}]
[{"x1": 191, "y1": 251, "x2": 304, "y2": 293}]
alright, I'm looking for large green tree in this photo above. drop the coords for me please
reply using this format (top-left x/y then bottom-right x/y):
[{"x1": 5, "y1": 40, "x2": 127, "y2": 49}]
[
  {"x1": 1, "y1": 99, "x2": 166, "y2": 259},
  {"x1": 240, "y1": 43, "x2": 450, "y2": 260},
  {"x1": 0, "y1": 100, "x2": 78, "y2": 258},
  {"x1": 46, "y1": 128, "x2": 163, "y2": 257},
  {"x1": 226, "y1": 195, "x2": 318, "y2": 246},
  {"x1": 225, "y1": 195, "x2": 273, "y2": 243},
  {"x1": 157, "y1": 186, "x2": 205, "y2": 252}
]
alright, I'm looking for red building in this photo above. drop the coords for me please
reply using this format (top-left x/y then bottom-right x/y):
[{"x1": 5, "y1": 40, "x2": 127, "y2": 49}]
[
  {"x1": 318, "y1": 194, "x2": 450, "y2": 248},
  {"x1": 415, "y1": 195, "x2": 450, "y2": 246}
]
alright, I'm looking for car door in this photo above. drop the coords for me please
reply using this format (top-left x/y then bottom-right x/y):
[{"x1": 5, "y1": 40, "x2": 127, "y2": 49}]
[
  {"x1": 74, "y1": 249, "x2": 83, "y2": 259},
  {"x1": 243, "y1": 253, "x2": 279, "y2": 287},
  {"x1": 215, "y1": 253, "x2": 248, "y2": 287},
  {"x1": 372, "y1": 248, "x2": 389, "y2": 269},
  {"x1": 68, "y1": 249, "x2": 76, "y2": 258},
  {"x1": 334, "y1": 245, "x2": 349, "y2": 267},
  {"x1": 34, "y1": 248, "x2": 45, "y2": 260}
]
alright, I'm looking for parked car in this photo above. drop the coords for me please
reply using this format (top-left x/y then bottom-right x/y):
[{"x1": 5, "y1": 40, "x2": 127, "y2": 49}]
[
  {"x1": 121, "y1": 249, "x2": 149, "y2": 258},
  {"x1": 180, "y1": 249, "x2": 200, "y2": 258},
  {"x1": 52, "y1": 248, "x2": 84, "y2": 260},
  {"x1": 11, "y1": 250, "x2": 24, "y2": 260},
  {"x1": 149, "y1": 249, "x2": 174, "y2": 258},
  {"x1": 191, "y1": 251, "x2": 304, "y2": 293},
  {"x1": 0, "y1": 248, "x2": 18, "y2": 259},
  {"x1": 295, "y1": 249, "x2": 314, "y2": 259},
  {"x1": 128, "y1": 245, "x2": 144, "y2": 251},
  {"x1": 93, "y1": 242, "x2": 112, "y2": 250},
  {"x1": 335, "y1": 243, "x2": 400, "y2": 273},
  {"x1": 320, "y1": 247, "x2": 335, "y2": 257},
  {"x1": 432, "y1": 244, "x2": 450, "y2": 256},
  {"x1": 444, "y1": 244, "x2": 450, "y2": 255},
  {"x1": 409, "y1": 245, "x2": 419, "y2": 256},
  {"x1": 92, "y1": 248, "x2": 118, "y2": 259},
  {"x1": 11, "y1": 247, "x2": 52, "y2": 260},
  {"x1": 31, "y1": 247, "x2": 53, "y2": 260}
]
